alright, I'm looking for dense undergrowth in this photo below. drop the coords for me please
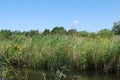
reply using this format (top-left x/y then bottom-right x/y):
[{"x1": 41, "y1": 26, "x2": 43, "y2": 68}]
[{"x1": 0, "y1": 34, "x2": 120, "y2": 74}]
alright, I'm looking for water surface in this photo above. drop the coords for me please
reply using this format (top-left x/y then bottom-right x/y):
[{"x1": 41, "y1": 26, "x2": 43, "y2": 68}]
[{"x1": 0, "y1": 68, "x2": 119, "y2": 80}]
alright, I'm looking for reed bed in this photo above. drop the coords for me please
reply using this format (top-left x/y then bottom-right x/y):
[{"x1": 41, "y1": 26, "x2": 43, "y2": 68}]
[{"x1": 0, "y1": 35, "x2": 120, "y2": 73}]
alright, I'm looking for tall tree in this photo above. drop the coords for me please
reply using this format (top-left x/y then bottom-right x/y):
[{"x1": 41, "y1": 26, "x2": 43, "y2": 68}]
[
  {"x1": 97, "y1": 29, "x2": 114, "y2": 38},
  {"x1": 112, "y1": 21, "x2": 120, "y2": 35},
  {"x1": 89, "y1": 32, "x2": 97, "y2": 38},
  {"x1": 0, "y1": 29, "x2": 12, "y2": 40},
  {"x1": 67, "y1": 29, "x2": 77, "y2": 36},
  {"x1": 51, "y1": 26, "x2": 67, "y2": 35},
  {"x1": 78, "y1": 31, "x2": 89, "y2": 37},
  {"x1": 43, "y1": 29, "x2": 50, "y2": 35},
  {"x1": 29, "y1": 30, "x2": 40, "y2": 37}
]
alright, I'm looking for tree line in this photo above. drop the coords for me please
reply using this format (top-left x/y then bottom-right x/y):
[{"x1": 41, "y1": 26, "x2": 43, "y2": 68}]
[{"x1": 0, "y1": 21, "x2": 120, "y2": 40}]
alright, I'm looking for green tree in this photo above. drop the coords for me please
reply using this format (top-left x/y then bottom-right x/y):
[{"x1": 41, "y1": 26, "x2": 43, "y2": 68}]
[
  {"x1": 22, "y1": 31, "x2": 30, "y2": 36},
  {"x1": 97, "y1": 29, "x2": 114, "y2": 38},
  {"x1": 89, "y1": 32, "x2": 97, "y2": 38},
  {"x1": 112, "y1": 21, "x2": 120, "y2": 35},
  {"x1": 0, "y1": 29, "x2": 12, "y2": 40},
  {"x1": 78, "y1": 31, "x2": 89, "y2": 37},
  {"x1": 12, "y1": 30, "x2": 22, "y2": 35},
  {"x1": 43, "y1": 29, "x2": 50, "y2": 35},
  {"x1": 29, "y1": 30, "x2": 40, "y2": 37},
  {"x1": 51, "y1": 26, "x2": 67, "y2": 35},
  {"x1": 67, "y1": 29, "x2": 77, "y2": 36}
]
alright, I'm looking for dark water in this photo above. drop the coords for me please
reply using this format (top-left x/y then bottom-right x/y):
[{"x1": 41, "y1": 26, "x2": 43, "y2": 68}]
[{"x1": 0, "y1": 68, "x2": 119, "y2": 80}]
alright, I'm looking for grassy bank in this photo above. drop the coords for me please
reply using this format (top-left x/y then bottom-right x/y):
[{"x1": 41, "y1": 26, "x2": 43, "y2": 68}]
[{"x1": 0, "y1": 35, "x2": 120, "y2": 73}]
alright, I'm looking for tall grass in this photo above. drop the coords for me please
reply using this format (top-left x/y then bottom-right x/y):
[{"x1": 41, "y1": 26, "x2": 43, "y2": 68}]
[{"x1": 0, "y1": 35, "x2": 120, "y2": 73}]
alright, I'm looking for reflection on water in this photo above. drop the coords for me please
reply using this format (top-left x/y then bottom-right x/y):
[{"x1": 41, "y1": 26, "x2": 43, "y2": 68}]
[{"x1": 0, "y1": 68, "x2": 119, "y2": 80}]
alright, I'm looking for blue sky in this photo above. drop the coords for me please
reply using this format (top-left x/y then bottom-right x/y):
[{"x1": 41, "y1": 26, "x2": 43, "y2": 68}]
[{"x1": 0, "y1": 0, "x2": 120, "y2": 32}]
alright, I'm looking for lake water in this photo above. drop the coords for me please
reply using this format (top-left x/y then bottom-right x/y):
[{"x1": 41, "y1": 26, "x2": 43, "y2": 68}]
[{"x1": 0, "y1": 68, "x2": 119, "y2": 80}]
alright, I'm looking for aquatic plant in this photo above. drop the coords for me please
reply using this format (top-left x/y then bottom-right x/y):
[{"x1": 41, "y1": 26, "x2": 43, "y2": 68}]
[{"x1": 0, "y1": 34, "x2": 120, "y2": 74}]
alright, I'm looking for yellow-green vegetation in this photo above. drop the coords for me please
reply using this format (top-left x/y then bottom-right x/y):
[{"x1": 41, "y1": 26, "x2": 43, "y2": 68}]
[
  {"x1": 0, "y1": 34, "x2": 120, "y2": 74},
  {"x1": 0, "y1": 23, "x2": 120, "y2": 74}
]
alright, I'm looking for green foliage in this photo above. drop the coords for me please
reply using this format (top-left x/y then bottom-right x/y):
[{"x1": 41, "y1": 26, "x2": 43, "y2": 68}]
[
  {"x1": 67, "y1": 29, "x2": 77, "y2": 36},
  {"x1": 0, "y1": 26, "x2": 120, "y2": 74},
  {"x1": 0, "y1": 30, "x2": 12, "y2": 40},
  {"x1": 78, "y1": 31, "x2": 89, "y2": 37},
  {"x1": 55, "y1": 66, "x2": 69, "y2": 80},
  {"x1": 97, "y1": 29, "x2": 114, "y2": 38},
  {"x1": 103, "y1": 36, "x2": 120, "y2": 73},
  {"x1": 29, "y1": 30, "x2": 40, "y2": 37},
  {"x1": 43, "y1": 29, "x2": 51, "y2": 35},
  {"x1": 51, "y1": 27, "x2": 67, "y2": 35},
  {"x1": 112, "y1": 21, "x2": 120, "y2": 35},
  {"x1": 89, "y1": 32, "x2": 97, "y2": 38}
]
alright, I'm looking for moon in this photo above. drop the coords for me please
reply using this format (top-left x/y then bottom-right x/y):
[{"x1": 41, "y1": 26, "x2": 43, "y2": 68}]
[{"x1": 74, "y1": 20, "x2": 79, "y2": 24}]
